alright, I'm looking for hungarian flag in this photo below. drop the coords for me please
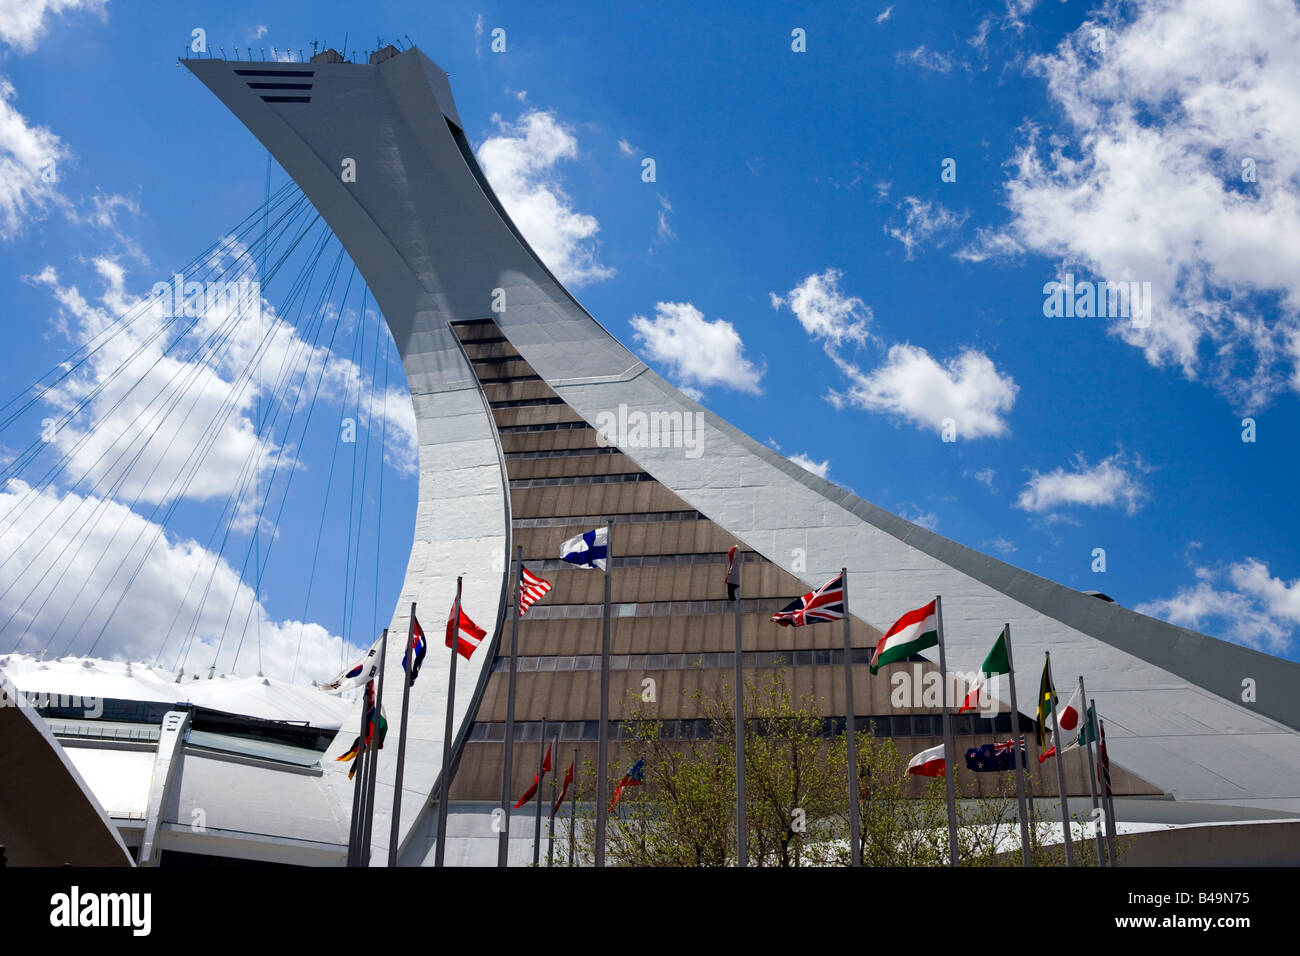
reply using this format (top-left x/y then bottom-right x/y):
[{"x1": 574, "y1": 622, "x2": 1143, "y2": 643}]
[
  {"x1": 320, "y1": 635, "x2": 382, "y2": 693},
  {"x1": 771, "y1": 572, "x2": 844, "y2": 626},
  {"x1": 401, "y1": 615, "x2": 427, "y2": 686},
  {"x1": 1036, "y1": 656, "x2": 1057, "y2": 753},
  {"x1": 870, "y1": 599, "x2": 939, "y2": 674},
  {"x1": 965, "y1": 737, "x2": 1027, "y2": 772},
  {"x1": 446, "y1": 601, "x2": 487, "y2": 659},
  {"x1": 551, "y1": 759, "x2": 574, "y2": 817},
  {"x1": 609, "y1": 758, "x2": 645, "y2": 811},
  {"x1": 514, "y1": 742, "x2": 553, "y2": 808},
  {"x1": 906, "y1": 742, "x2": 946, "y2": 778},
  {"x1": 1039, "y1": 679, "x2": 1086, "y2": 762},
  {"x1": 518, "y1": 565, "x2": 552, "y2": 615},
  {"x1": 725, "y1": 546, "x2": 741, "y2": 601},
  {"x1": 958, "y1": 629, "x2": 1010, "y2": 712}
]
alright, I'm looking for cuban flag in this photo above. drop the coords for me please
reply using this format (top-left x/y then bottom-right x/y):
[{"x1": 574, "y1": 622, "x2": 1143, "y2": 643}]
[
  {"x1": 401, "y1": 615, "x2": 427, "y2": 686},
  {"x1": 559, "y1": 527, "x2": 608, "y2": 570}
]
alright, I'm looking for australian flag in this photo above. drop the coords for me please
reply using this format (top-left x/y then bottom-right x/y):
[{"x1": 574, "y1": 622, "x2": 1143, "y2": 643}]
[
  {"x1": 965, "y1": 736, "x2": 1027, "y2": 772},
  {"x1": 771, "y1": 572, "x2": 845, "y2": 627},
  {"x1": 560, "y1": 527, "x2": 608, "y2": 570}
]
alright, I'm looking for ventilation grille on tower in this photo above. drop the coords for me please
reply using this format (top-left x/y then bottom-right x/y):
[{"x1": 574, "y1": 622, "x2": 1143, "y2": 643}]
[{"x1": 235, "y1": 68, "x2": 314, "y2": 103}]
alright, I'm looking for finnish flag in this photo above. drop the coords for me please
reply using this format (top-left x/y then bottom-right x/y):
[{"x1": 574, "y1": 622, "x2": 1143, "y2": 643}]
[{"x1": 559, "y1": 527, "x2": 609, "y2": 570}]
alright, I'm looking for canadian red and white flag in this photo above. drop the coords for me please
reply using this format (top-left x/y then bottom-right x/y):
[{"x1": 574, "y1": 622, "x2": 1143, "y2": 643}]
[{"x1": 446, "y1": 602, "x2": 487, "y2": 660}]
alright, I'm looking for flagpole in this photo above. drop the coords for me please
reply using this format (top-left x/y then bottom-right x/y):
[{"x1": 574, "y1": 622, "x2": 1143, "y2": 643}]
[
  {"x1": 532, "y1": 718, "x2": 547, "y2": 866},
  {"x1": 388, "y1": 606, "x2": 417, "y2": 867},
  {"x1": 435, "y1": 577, "x2": 462, "y2": 867},
  {"x1": 499, "y1": 546, "x2": 522, "y2": 868},
  {"x1": 1046, "y1": 651, "x2": 1075, "y2": 866},
  {"x1": 1002, "y1": 624, "x2": 1033, "y2": 867},
  {"x1": 569, "y1": 747, "x2": 578, "y2": 867},
  {"x1": 933, "y1": 596, "x2": 960, "y2": 866},
  {"x1": 361, "y1": 628, "x2": 387, "y2": 865},
  {"x1": 842, "y1": 568, "x2": 861, "y2": 867},
  {"x1": 546, "y1": 741, "x2": 559, "y2": 867},
  {"x1": 346, "y1": 679, "x2": 370, "y2": 866},
  {"x1": 1079, "y1": 678, "x2": 1104, "y2": 866},
  {"x1": 595, "y1": 521, "x2": 613, "y2": 867},
  {"x1": 1099, "y1": 713, "x2": 1118, "y2": 864},
  {"x1": 732, "y1": 553, "x2": 747, "y2": 867}
]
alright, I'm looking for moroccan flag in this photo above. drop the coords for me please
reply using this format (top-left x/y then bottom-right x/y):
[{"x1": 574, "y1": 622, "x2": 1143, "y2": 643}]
[
  {"x1": 869, "y1": 599, "x2": 939, "y2": 674},
  {"x1": 401, "y1": 615, "x2": 427, "y2": 686},
  {"x1": 906, "y1": 742, "x2": 946, "y2": 778},
  {"x1": 609, "y1": 758, "x2": 646, "y2": 811},
  {"x1": 446, "y1": 601, "x2": 487, "y2": 659},
  {"x1": 1039, "y1": 679, "x2": 1085, "y2": 762},
  {"x1": 958, "y1": 629, "x2": 1011, "y2": 712},
  {"x1": 725, "y1": 546, "x2": 740, "y2": 601},
  {"x1": 552, "y1": 760, "x2": 574, "y2": 817},
  {"x1": 965, "y1": 737, "x2": 1027, "y2": 772},
  {"x1": 514, "y1": 742, "x2": 554, "y2": 808},
  {"x1": 1036, "y1": 656, "x2": 1057, "y2": 753}
]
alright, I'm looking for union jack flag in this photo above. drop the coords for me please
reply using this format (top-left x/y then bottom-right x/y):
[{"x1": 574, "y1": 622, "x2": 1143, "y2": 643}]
[
  {"x1": 771, "y1": 572, "x2": 844, "y2": 627},
  {"x1": 518, "y1": 565, "x2": 552, "y2": 615}
]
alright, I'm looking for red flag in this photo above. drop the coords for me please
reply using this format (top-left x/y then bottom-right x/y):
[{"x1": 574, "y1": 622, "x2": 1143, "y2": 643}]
[
  {"x1": 446, "y1": 601, "x2": 487, "y2": 659},
  {"x1": 551, "y1": 760, "x2": 574, "y2": 817},
  {"x1": 514, "y1": 742, "x2": 553, "y2": 808}
]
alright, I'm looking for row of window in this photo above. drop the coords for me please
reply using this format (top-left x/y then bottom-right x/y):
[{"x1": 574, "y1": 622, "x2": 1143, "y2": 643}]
[
  {"x1": 489, "y1": 397, "x2": 566, "y2": 409},
  {"x1": 512, "y1": 510, "x2": 706, "y2": 528},
  {"x1": 491, "y1": 647, "x2": 881, "y2": 672},
  {"x1": 497, "y1": 421, "x2": 591, "y2": 434},
  {"x1": 466, "y1": 712, "x2": 1020, "y2": 743},
  {"x1": 523, "y1": 551, "x2": 760, "y2": 573},
  {"x1": 505, "y1": 446, "x2": 619, "y2": 460},
  {"x1": 516, "y1": 598, "x2": 781, "y2": 620},
  {"x1": 509, "y1": 472, "x2": 655, "y2": 489}
]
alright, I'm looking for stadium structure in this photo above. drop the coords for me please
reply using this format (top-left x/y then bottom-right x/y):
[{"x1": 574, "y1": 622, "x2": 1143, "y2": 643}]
[{"x1": 4, "y1": 45, "x2": 1300, "y2": 867}]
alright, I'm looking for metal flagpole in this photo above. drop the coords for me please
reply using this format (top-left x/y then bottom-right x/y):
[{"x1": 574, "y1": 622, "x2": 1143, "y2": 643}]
[
  {"x1": 499, "y1": 546, "x2": 522, "y2": 868},
  {"x1": 346, "y1": 679, "x2": 370, "y2": 866},
  {"x1": 1046, "y1": 651, "x2": 1075, "y2": 866},
  {"x1": 569, "y1": 747, "x2": 578, "y2": 866},
  {"x1": 388, "y1": 606, "x2": 417, "y2": 867},
  {"x1": 732, "y1": 554, "x2": 747, "y2": 867},
  {"x1": 595, "y1": 522, "x2": 613, "y2": 867},
  {"x1": 1079, "y1": 678, "x2": 1104, "y2": 866},
  {"x1": 532, "y1": 718, "x2": 547, "y2": 866},
  {"x1": 1099, "y1": 714, "x2": 1118, "y2": 864},
  {"x1": 933, "y1": 596, "x2": 960, "y2": 866},
  {"x1": 435, "y1": 577, "x2": 463, "y2": 867},
  {"x1": 1001, "y1": 624, "x2": 1033, "y2": 866},
  {"x1": 546, "y1": 738, "x2": 559, "y2": 867},
  {"x1": 842, "y1": 569, "x2": 861, "y2": 867},
  {"x1": 361, "y1": 628, "x2": 387, "y2": 864}
]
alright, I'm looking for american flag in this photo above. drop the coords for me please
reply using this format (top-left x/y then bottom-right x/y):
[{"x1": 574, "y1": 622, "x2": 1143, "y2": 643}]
[
  {"x1": 771, "y1": 572, "x2": 845, "y2": 627},
  {"x1": 518, "y1": 565, "x2": 552, "y2": 615}
]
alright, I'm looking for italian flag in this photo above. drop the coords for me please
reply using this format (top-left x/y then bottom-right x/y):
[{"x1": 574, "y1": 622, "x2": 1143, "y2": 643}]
[
  {"x1": 906, "y1": 742, "x2": 946, "y2": 777},
  {"x1": 958, "y1": 630, "x2": 1011, "y2": 712},
  {"x1": 870, "y1": 599, "x2": 939, "y2": 674}
]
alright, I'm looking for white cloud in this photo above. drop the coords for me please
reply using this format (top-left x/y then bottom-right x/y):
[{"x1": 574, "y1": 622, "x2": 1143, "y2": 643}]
[
  {"x1": 985, "y1": 0, "x2": 1300, "y2": 410},
  {"x1": 1015, "y1": 452, "x2": 1147, "y2": 515},
  {"x1": 617, "y1": 137, "x2": 637, "y2": 157},
  {"x1": 477, "y1": 109, "x2": 614, "y2": 288},
  {"x1": 1136, "y1": 557, "x2": 1300, "y2": 654},
  {"x1": 0, "y1": 75, "x2": 68, "y2": 239},
  {"x1": 896, "y1": 46, "x2": 956, "y2": 74},
  {"x1": 0, "y1": 0, "x2": 105, "y2": 53},
  {"x1": 1003, "y1": 0, "x2": 1041, "y2": 33},
  {"x1": 655, "y1": 194, "x2": 674, "y2": 244},
  {"x1": 0, "y1": 480, "x2": 351, "y2": 682},
  {"x1": 885, "y1": 197, "x2": 968, "y2": 259},
  {"x1": 831, "y1": 344, "x2": 1018, "y2": 439},
  {"x1": 965, "y1": 467, "x2": 996, "y2": 489},
  {"x1": 631, "y1": 301, "x2": 764, "y2": 394},
  {"x1": 770, "y1": 268, "x2": 871, "y2": 348},
  {"x1": 900, "y1": 505, "x2": 939, "y2": 531},
  {"x1": 876, "y1": 6, "x2": 894, "y2": 24},
  {"x1": 788, "y1": 452, "x2": 830, "y2": 479},
  {"x1": 986, "y1": 536, "x2": 1018, "y2": 554},
  {"x1": 248, "y1": 24, "x2": 268, "y2": 41}
]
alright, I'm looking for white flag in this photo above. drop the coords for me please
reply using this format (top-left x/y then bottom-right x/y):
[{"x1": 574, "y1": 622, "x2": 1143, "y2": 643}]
[
  {"x1": 559, "y1": 527, "x2": 608, "y2": 570},
  {"x1": 320, "y1": 635, "x2": 382, "y2": 694}
]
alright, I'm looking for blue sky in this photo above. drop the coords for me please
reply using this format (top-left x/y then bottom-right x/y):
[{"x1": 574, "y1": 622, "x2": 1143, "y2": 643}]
[{"x1": 1, "y1": 0, "x2": 1298, "y2": 680}]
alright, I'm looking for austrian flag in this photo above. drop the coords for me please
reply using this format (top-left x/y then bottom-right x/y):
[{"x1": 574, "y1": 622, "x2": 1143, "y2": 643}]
[
  {"x1": 870, "y1": 600, "x2": 939, "y2": 674},
  {"x1": 446, "y1": 602, "x2": 487, "y2": 660}
]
